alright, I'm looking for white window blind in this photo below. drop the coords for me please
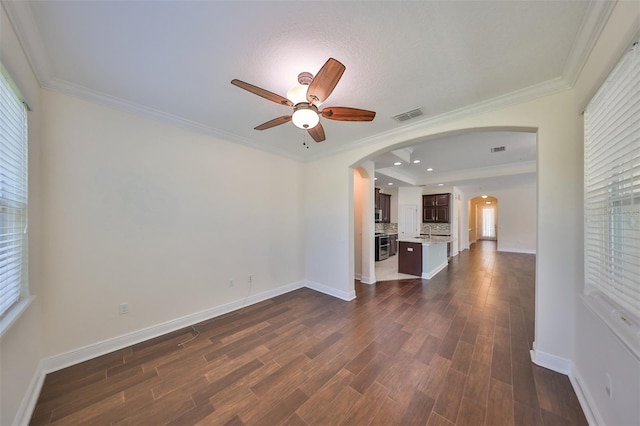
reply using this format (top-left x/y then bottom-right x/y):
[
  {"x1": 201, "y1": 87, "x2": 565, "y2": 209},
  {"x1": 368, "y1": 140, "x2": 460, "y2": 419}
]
[
  {"x1": 584, "y1": 40, "x2": 639, "y2": 321},
  {"x1": 0, "y1": 68, "x2": 28, "y2": 317}
]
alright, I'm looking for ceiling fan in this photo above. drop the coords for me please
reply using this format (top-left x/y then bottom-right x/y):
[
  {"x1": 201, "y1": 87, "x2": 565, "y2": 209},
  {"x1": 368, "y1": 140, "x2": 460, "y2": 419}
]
[{"x1": 231, "y1": 58, "x2": 375, "y2": 143}]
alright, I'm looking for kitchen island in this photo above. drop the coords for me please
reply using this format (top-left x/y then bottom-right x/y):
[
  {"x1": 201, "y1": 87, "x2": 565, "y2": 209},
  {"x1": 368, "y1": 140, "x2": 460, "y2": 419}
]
[{"x1": 397, "y1": 236, "x2": 451, "y2": 279}]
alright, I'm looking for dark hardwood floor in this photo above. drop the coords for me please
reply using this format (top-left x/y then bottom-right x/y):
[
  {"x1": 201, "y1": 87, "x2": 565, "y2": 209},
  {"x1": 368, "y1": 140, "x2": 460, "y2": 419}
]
[{"x1": 30, "y1": 241, "x2": 587, "y2": 425}]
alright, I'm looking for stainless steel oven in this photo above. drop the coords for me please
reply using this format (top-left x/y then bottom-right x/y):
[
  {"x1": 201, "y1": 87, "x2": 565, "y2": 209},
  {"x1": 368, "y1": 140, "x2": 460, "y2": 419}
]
[{"x1": 375, "y1": 234, "x2": 390, "y2": 261}]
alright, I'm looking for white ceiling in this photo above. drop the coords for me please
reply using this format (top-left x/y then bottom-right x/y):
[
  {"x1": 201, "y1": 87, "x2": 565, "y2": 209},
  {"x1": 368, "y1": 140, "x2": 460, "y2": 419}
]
[
  {"x1": 3, "y1": 0, "x2": 610, "y2": 191},
  {"x1": 373, "y1": 130, "x2": 536, "y2": 193}
]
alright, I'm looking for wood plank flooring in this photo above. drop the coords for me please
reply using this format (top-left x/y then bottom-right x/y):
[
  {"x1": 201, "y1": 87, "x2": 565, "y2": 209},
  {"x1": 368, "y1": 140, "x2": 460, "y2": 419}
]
[{"x1": 30, "y1": 241, "x2": 587, "y2": 425}]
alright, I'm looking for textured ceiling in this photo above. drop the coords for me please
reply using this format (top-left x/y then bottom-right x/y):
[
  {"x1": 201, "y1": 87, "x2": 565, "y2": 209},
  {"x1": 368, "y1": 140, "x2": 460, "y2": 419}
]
[{"x1": 4, "y1": 0, "x2": 611, "y2": 191}]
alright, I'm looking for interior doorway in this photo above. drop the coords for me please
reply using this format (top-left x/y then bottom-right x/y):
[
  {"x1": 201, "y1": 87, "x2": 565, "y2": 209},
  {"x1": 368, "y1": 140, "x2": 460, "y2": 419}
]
[{"x1": 469, "y1": 196, "x2": 498, "y2": 244}]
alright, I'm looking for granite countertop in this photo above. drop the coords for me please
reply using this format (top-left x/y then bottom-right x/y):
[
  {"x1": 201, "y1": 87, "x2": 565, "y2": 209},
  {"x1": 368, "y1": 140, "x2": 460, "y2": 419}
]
[{"x1": 399, "y1": 235, "x2": 453, "y2": 244}]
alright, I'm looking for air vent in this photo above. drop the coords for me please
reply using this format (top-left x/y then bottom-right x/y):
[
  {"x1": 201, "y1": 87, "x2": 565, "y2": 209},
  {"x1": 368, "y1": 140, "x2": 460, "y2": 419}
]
[
  {"x1": 491, "y1": 146, "x2": 506, "y2": 153},
  {"x1": 392, "y1": 108, "x2": 423, "y2": 122}
]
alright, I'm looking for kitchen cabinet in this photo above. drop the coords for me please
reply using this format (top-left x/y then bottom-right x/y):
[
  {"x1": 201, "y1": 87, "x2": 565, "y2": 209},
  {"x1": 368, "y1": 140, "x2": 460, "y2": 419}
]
[
  {"x1": 379, "y1": 193, "x2": 391, "y2": 223},
  {"x1": 423, "y1": 193, "x2": 450, "y2": 223},
  {"x1": 398, "y1": 241, "x2": 422, "y2": 276},
  {"x1": 375, "y1": 188, "x2": 381, "y2": 210}
]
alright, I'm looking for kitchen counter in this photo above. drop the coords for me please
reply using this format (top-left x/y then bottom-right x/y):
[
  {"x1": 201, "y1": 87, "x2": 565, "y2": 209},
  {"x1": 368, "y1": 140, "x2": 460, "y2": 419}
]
[
  {"x1": 397, "y1": 237, "x2": 450, "y2": 279},
  {"x1": 399, "y1": 235, "x2": 452, "y2": 244}
]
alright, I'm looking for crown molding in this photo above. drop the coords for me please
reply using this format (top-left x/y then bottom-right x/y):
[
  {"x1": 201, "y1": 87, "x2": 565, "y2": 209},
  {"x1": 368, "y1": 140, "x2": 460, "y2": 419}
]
[
  {"x1": 319, "y1": 76, "x2": 572, "y2": 162},
  {"x1": 43, "y1": 78, "x2": 306, "y2": 162},
  {"x1": 561, "y1": 0, "x2": 617, "y2": 87},
  {"x1": 1, "y1": 0, "x2": 52, "y2": 86}
]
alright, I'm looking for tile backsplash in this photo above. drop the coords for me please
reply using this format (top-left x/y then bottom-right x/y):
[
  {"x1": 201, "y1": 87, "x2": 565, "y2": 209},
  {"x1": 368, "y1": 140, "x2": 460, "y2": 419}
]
[
  {"x1": 421, "y1": 223, "x2": 451, "y2": 235},
  {"x1": 375, "y1": 222, "x2": 450, "y2": 235},
  {"x1": 375, "y1": 222, "x2": 398, "y2": 234}
]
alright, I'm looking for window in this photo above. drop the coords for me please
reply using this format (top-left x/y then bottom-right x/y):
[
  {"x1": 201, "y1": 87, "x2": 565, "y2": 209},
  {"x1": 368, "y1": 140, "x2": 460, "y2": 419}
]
[
  {"x1": 0, "y1": 66, "x2": 28, "y2": 318},
  {"x1": 481, "y1": 207, "x2": 496, "y2": 239},
  {"x1": 584, "y1": 39, "x2": 639, "y2": 352}
]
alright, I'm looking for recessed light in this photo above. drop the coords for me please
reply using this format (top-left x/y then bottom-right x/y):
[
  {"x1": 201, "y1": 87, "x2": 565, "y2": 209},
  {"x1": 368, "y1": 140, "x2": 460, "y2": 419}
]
[
  {"x1": 374, "y1": 177, "x2": 377, "y2": 180},
  {"x1": 437, "y1": 183, "x2": 444, "y2": 187},
  {"x1": 486, "y1": 201, "x2": 492, "y2": 204},
  {"x1": 387, "y1": 182, "x2": 393, "y2": 186},
  {"x1": 426, "y1": 168, "x2": 433, "y2": 171},
  {"x1": 481, "y1": 195, "x2": 488, "y2": 198},
  {"x1": 413, "y1": 160, "x2": 420, "y2": 164},
  {"x1": 393, "y1": 162, "x2": 402, "y2": 166}
]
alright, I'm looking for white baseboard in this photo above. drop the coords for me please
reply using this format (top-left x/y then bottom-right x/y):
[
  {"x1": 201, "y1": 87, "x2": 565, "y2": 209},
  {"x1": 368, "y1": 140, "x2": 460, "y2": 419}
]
[
  {"x1": 41, "y1": 280, "x2": 305, "y2": 374},
  {"x1": 13, "y1": 359, "x2": 47, "y2": 426},
  {"x1": 530, "y1": 345, "x2": 572, "y2": 375},
  {"x1": 569, "y1": 365, "x2": 604, "y2": 426},
  {"x1": 421, "y1": 260, "x2": 448, "y2": 280},
  {"x1": 530, "y1": 345, "x2": 603, "y2": 426},
  {"x1": 498, "y1": 247, "x2": 536, "y2": 255},
  {"x1": 359, "y1": 275, "x2": 376, "y2": 285},
  {"x1": 304, "y1": 280, "x2": 356, "y2": 301}
]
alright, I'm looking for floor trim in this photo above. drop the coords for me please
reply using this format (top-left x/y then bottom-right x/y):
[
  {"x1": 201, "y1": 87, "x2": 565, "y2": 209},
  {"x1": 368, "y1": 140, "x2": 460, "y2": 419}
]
[
  {"x1": 570, "y1": 365, "x2": 604, "y2": 426},
  {"x1": 13, "y1": 359, "x2": 47, "y2": 426},
  {"x1": 42, "y1": 280, "x2": 306, "y2": 374},
  {"x1": 304, "y1": 279, "x2": 356, "y2": 301},
  {"x1": 530, "y1": 347, "x2": 572, "y2": 375}
]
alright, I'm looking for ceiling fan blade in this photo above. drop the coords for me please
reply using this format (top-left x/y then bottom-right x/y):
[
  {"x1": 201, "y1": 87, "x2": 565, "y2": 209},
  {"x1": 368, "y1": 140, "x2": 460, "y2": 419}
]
[
  {"x1": 255, "y1": 115, "x2": 292, "y2": 130},
  {"x1": 307, "y1": 123, "x2": 326, "y2": 142},
  {"x1": 231, "y1": 79, "x2": 293, "y2": 106},
  {"x1": 306, "y1": 58, "x2": 345, "y2": 105},
  {"x1": 321, "y1": 107, "x2": 376, "y2": 121}
]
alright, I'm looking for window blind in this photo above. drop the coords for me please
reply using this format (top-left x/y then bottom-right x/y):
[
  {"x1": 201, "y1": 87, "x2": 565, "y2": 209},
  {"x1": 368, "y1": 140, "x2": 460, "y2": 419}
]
[
  {"x1": 0, "y1": 69, "x2": 28, "y2": 317},
  {"x1": 584, "y1": 40, "x2": 639, "y2": 320}
]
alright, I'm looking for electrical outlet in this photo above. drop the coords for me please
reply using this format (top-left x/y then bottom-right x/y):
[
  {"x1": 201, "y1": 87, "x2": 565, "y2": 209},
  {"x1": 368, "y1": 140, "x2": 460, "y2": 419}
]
[
  {"x1": 119, "y1": 302, "x2": 129, "y2": 315},
  {"x1": 229, "y1": 279, "x2": 234, "y2": 287}
]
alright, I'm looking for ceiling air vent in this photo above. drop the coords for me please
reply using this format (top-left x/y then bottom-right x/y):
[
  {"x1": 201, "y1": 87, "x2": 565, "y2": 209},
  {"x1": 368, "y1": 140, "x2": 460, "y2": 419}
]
[
  {"x1": 392, "y1": 108, "x2": 423, "y2": 122},
  {"x1": 491, "y1": 146, "x2": 506, "y2": 153}
]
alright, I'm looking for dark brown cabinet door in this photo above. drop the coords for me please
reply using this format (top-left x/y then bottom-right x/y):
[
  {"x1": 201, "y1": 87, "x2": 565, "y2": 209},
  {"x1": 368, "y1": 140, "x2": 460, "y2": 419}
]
[
  {"x1": 380, "y1": 193, "x2": 391, "y2": 223},
  {"x1": 435, "y1": 205, "x2": 449, "y2": 223},
  {"x1": 435, "y1": 194, "x2": 449, "y2": 206},
  {"x1": 375, "y1": 188, "x2": 380, "y2": 210},
  {"x1": 423, "y1": 193, "x2": 450, "y2": 223},
  {"x1": 423, "y1": 206, "x2": 436, "y2": 223},
  {"x1": 398, "y1": 242, "x2": 422, "y2": 276}
]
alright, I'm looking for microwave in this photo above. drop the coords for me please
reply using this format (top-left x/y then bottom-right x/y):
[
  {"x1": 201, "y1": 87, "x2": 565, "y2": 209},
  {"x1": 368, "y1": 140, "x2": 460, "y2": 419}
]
[{"x1": 375, "y1": 209, "x2": 382, "y2": 222}]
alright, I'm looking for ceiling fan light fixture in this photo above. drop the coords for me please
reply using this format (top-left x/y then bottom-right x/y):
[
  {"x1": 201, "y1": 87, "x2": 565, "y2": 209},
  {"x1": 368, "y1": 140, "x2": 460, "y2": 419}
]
[
  {"x1": 286, "y1": 84, "x2": 309, "y2": 105},
  {"x1": 291, "y1": 104, "x2": 319, "y2": 129}
]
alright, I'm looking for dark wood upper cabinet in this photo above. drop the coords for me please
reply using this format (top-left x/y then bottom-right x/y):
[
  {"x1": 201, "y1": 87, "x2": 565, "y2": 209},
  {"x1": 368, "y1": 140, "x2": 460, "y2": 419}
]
[
  {"x1": 380, "y1": 193, "x2": 391, "y2": 223},
  {"x1": 423, "y1": 193, "x2": 451, "y2": 223},
  {"x1": 375, "y1": 188, "x2": 391, "y2": 223}
]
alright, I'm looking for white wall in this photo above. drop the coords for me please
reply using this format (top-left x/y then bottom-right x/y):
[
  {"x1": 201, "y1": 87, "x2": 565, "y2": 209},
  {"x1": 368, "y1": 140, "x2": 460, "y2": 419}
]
[
  {"x1": 0, "y1": 4, "x2": 44, "y2": 425},
  {"x1": 495, "y1": 180, "x2": 536, "y2": 254},
  {"x1": 38, "y1": 90, "x2": 305, "y2": 357},
  {"x1": 568, "y1": 3, "x2": 640, "y2": 425}
]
